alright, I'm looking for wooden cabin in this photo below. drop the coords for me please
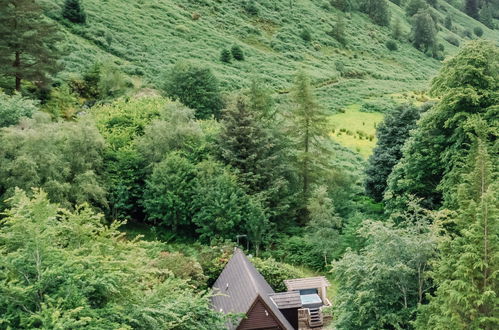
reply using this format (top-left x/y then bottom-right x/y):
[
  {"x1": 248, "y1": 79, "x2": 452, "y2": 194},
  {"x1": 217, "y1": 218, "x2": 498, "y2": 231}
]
[{"x1": 211, "y1": 248, "x2": 331, "y2": 330}]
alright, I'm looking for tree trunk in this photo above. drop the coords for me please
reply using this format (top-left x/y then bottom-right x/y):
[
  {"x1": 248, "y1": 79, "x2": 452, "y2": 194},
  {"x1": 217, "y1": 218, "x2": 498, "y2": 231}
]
[{"x1": 14, "y1": 51, "x2": 21, "y2": 91}]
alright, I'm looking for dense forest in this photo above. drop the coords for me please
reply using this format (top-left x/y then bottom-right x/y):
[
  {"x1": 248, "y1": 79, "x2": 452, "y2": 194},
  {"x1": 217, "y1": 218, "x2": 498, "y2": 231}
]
[{"x1": 0, "y1": 0, "x2": 498, "y2": 329}]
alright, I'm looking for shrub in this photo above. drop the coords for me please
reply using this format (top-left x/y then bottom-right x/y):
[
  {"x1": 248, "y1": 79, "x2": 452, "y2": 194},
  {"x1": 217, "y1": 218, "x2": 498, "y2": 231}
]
[
  {"x1": 251, "y1": 257, "x2": 307, "y2": 292},
  {"x1": 361, "y1": 0, "x2": 391, "y2": 26},
  {"x1": 231, "y1": 45, "x2": 245, "y2": 60},
  {"x1": 473, "y1": 26, "x2": 483, "y2": 37},
  {"x1": 62, "y1": 0, "x2": 86, "y2": 24},
  {"x1": 244, "y1": 0, "x2": 259, "y2": 15},
  {"x1": 445, "y1": 35, "x2": 460, "y2": 46},
  {"x1": 386, "y1": 39, "x2": 398, "y2": 51},
  {"x1": 300, "y1": 28, "x2": 312, "y2": 42},
  {"x1": 154, "y1": 252, "x2": 207, "y2": 288},
  {"x1": 220, "y1": 49, "x2": 232, "y2": 63},
  {"x1": 0, "y1": 92, "x2": 38, "y2": 127}
]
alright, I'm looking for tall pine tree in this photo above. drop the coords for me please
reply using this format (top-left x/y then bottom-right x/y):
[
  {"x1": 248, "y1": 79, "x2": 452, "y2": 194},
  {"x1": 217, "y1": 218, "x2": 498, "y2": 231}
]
[
  {"x1": 0, "y1": 0, "x2": 62, "y2": 91},
  {"x1": 289, "y1": 71, "x2": 330, "y2": 199},
  {"x1": 62, "y1": 0, "x2": 86, "y2": 24},
  {"x1": 464, "y1": 0, "x2": 480, "y2": 20}
]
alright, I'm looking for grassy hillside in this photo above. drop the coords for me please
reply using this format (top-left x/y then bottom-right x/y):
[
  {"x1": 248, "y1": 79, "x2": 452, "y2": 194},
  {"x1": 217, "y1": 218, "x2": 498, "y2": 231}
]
[{"x1": 44, "y1": 0, "x2": 498, "y2": 156}]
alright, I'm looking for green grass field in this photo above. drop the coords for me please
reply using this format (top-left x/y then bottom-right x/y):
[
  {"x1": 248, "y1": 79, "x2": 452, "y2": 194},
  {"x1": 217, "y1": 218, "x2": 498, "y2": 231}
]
[{"x1": 329, "y1": 105, "x2": 384, "y2": 158}]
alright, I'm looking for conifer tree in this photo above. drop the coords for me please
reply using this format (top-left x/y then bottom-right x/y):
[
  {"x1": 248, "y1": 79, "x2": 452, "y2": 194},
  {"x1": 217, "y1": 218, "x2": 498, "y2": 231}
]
[
  {"x1": 464, "y1": 0, "x2": 480, "y2": 20},
  {"x1": 416, "y1": 130, "x2": 498, "y2": 329},
  {"x1": 361, "y1": 0, "x2": 391, "y2": 26},
  {"x1": 289, "y1": 71, "x2": 330, "y2": 198},
  {"x1": 62, "y1": 0, "x2": 86, "y2": 24},
  {"x1": 480, "y1": 4, "x2": 494, "y2": 29},
  {"x1": 392, "y1": 17, "x2": 403, "y2": 40},
  {"x1": 0, "y1": 0, "x2": 62, "y2": 91}
]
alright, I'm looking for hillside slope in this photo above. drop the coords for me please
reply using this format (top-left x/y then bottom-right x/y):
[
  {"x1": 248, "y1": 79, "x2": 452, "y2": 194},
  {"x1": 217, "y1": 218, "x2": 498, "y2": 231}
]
[{"x1": 47, "y1": 0, "x2": 498, "y2": 112}]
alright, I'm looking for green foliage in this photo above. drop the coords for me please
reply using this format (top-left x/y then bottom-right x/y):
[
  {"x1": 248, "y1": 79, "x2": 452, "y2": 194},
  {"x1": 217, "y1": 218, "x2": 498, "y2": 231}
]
[
  {"x1": 289, "y1": 71, "x2": 330, "y2": 199},
  {"x1": 444, "y1": 14, "x2": 452, "y2": 30},
  {"x1": 332, "y1": 203, "x2": 439, "y2": 329},
  {"x1": 392, "y1": 17, "x2": 404, "y2": 40},
  {"x1": 231, "y1": 45, "x2": 245, "y2": 61},
  {"x1": 474, "y1": 26, "x2": 483, "y2": 37},
  {"x1": 406, "y1": 0, "x2": 428, "y2": 17},
  {"x1": 329, "y1": 15, "x2": 347, "y2": 45},
  {"x1": 243, "y1": 0, "x2": 259, "y2": 16},
  {"x1": 365, "y1": 104, "x2": 421, "y2": 202},
  {"x1": 415, "y1": 134, "x2": 498, "y2": 329},
  {"x1": 162, "y1": 62, "x2": 224, "y2": 119},
  {"x1": 0, "y1": 91, "x2": 38, "y2": 127},
  {"x1": 217, "y1": 95, "x2": 292, "y2": 218},
  {"x1": 251, "y1": 257, "x2": 307, "y2": 292},
  {"x1": 385, "y1": 41, "x2": 498, "y2": 212},
  {"x1": 154, "y1": 251, "x2": 207, "y2": 288},
  {"x1": 464, "y1": 0, "x2": 479, "y2": 20},
  {"x1": 91, "y1": 97, "x2": 166, "y2": 220},
  {"x1": 330, "y1": 0, "x2": 357, "y2": 12},
  {"x1": 62, "y1": 0, "x2": 87, "y2": 24},
  {"x1": 143, "y1": 153, "x2": 197, "y2": 231},
  {"x1": 360, "y1": 0, "x2": 391, "y2": 26},
  {"x1": 305, "y1": 186, "x2": 342, "y2": 267},
  {"x1": 480, "y1": 4, "x2": 494, "y2": 29},
  {"x1": 386, "y1": 39, "x2": 398, "y2": 51},
  {"x1": 0, "y1": 0, "x2": 62, "y2": 91},
  {"x1": 42, "y1": 84, "x2": 80, "y2": 119},
  {"x1": 0, "y1": 189, "x2": 226, "y2": 329},
  {"x1": 0, "y1": 114, "x2": 107, "y2": 210},
  {"x1": 192, "y1": 160, "x2": 268, "y2": 247},
  {"x1": 411, "y1": 9, "x2": 437, "y2": 54},
  {"x1": 300, "y1": 28, "x2": 312, "y2": 42},
  {"x1": 220, "y1": 48, "x2": 232, "y2": 63}
]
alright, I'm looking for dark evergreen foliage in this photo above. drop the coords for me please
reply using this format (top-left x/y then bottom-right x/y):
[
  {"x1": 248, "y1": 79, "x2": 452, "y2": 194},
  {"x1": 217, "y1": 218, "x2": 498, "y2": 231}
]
[
  {"x1": 411, "y1": 9, "x2": 437, "y2": 54},
  {"x1": 365, "y1": 105, "x2": 420, "y2": 202},
  {"x1": 361, "y1": 0, "x2": 391, "y2": 26},
  {"x1": 220, "y1": 49, "x2": 232, "y2": 63},
  {"x1": 62, "y1": 0, "x2": 87, "y2": 24},
  {"x1": 231, "y1": 45, "x2": 244, "y2": 61},
  {"x1": 464, "y1": 0, "x2": 480, "y2": 20},
  {"x1": 0, "y1": 0, "x2": 62, "y2": 91}
]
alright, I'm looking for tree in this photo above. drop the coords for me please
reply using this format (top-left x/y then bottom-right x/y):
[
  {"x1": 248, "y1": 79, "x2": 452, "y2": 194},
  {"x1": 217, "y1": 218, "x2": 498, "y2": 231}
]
[
  {"x1": 231, "y1": 45, "x2": 245, "y2": 61},
  {"x1": 0, "y1": 189, "x2": 226, "y2": 329},
  {"x1": 411, "y1": 9, "x2": 437, "y2": 54},
  {"x1": 306, "y1": 186, "x2": 342, "y2": 267},
  {"x1": 142, "y1": 153, "x2": 197, "y2": 232},
  {"x1": 62, "y1": 0, "x2": 86, "y2": 24},
  {"x1": 0, "y1": 114, "x2": 107, "y2": 210},
  {"x1": 416, "y1": 131, "x2": 498, "y2": 329},
  {"x1": 191, "y1": 160, "x2": 268, "y2": 249},
  {"x1": 444, "y1": 14, "x2": 452, "y2": 30},
  {"x1": 332, "y1": 204, "x2": 438, "y2": 329},
  {"x1": 392, "y1": 17, "x2": 403, "y2": 40},
  {"x1": 289, "y1": 71, "x2": 330, "y2": 198},
  {"x1": 220, "y1": 48, "x2": 232, "y2": 63},
  {"x1": 464, "y1": 0, "x2": 480, "y2": 20},
  {"x1": 474, "y1": 26, "x2": 484, "y2": 37},
  {"x1": 385, "y1": 41, "x2": 498, "y2": 213},
  {"x1": 162, "y1": 61, "x2": 224, "y2": 119},
  {"x1": 0, "y1": 91, "x2": 38, "y2": 127},
  {"x1": 406, "y1": 0, "x2": 428, "y2": 17},
  {"x1": 365, "y1": 105, "x2": 421, "y2": 202},
  {"x1": 0, "y1": 0, "x2": 62, "y2": 91},
  {"x1": 480, "y1": 4, "x2": 494, "y2": 29},
  {"x1": 329, "y1": 15, "x2": 347, "y2": 45},
  {"x1": 360, "y1": 0, "x2": 391, "y2": 26},
  {"x1": 300, "y1": 28, "x2": 312, "y2": 42}
]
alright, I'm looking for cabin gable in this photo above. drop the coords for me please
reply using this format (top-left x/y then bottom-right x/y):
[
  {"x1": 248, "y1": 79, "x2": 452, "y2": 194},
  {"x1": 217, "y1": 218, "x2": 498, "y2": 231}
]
[{"x1": 238, "y1": 295, "x2": 285, "y2": 330}]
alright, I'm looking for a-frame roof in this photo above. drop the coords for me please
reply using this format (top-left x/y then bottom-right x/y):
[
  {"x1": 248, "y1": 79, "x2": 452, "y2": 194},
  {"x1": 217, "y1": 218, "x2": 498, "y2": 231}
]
[{"x1": 211, "y1": 248, "x2": 294, "y2": 330}]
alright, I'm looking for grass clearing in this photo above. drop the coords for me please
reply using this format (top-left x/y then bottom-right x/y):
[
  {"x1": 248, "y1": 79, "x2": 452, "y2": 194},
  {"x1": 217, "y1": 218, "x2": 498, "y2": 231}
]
[{"x1": 329, "y1": 105, "x2": 384, "y2": 158}]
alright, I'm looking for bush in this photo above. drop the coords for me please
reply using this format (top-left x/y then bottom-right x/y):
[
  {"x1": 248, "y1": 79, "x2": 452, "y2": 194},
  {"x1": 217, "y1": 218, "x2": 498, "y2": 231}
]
[
  {"x1": 0, "y1": 92, "x2": 38, "y2": 127},
  {"x1": 62, "y1": 0, "x2": 86, "y2": 24},
  {"x1": 231, "y1": 45, "x2": 245, "y2": 61},
  {"x1": 220, "y1": 49, "x2": 232, "y2": 63},
  {"x1": 300, "y1": 28, "x2": 312, "y2": 42},
  {"x1": 473, "y1": 26, "x2": 483, "y2": 37},
  {"x1": 251, "y1": 257, "x2": 307, "y2": 292},
  {"x1": 154, "y1": 251, "x2": 207, "y2": 288},
  {"x1": 444, "y1": 35, "x2": 460, "y2": 47},
  {"x1": 244, "y1": 0, "x2": 259, "y2": 15},
  {"x1": 162, "y1": 62, "x2": 224, "y2": 119},
  {"x1": 386, "y1": 39, "x2": 398, "y2": 51}
]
